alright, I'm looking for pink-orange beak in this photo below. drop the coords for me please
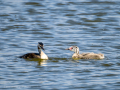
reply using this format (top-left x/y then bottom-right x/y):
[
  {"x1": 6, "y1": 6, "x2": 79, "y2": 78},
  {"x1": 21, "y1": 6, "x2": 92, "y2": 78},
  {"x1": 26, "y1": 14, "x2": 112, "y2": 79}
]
[
  {"x1": 65, "y1": 47, "x2": 73, "y2": 50},
  {"x1": 65, "y1": 48, "x2": 70, "y2": 50}
]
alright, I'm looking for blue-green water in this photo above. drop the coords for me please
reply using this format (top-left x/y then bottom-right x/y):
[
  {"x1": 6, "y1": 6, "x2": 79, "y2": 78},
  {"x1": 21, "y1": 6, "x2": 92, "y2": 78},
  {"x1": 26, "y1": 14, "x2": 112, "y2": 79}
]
[{"x1": 0, "y1": 0, "x2": 120, "y2": 89}]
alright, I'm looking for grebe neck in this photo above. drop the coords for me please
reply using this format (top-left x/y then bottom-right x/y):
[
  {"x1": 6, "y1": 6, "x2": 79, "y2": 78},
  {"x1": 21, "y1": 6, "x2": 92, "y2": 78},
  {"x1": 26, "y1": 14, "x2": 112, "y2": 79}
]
[{"x1": 38, "y1": 48, "x2": 42, "y2": 55}]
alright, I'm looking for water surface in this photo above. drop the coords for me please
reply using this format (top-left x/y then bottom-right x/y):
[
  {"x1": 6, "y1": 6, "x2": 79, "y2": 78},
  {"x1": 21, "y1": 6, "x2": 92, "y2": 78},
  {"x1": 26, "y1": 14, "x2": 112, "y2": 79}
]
[{"x1": 0, "y1": 0, "x2": 120, "y2": 89}]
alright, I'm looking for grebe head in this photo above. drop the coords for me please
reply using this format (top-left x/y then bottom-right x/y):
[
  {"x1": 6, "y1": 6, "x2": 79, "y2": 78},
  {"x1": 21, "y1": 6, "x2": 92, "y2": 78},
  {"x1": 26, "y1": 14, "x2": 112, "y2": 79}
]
[
  {"x1": 38, "y1": 42, "x2": 44, "y2": 50},
  {"x1": 66, "y1": 46, "x2": 79, "y2": 54}
]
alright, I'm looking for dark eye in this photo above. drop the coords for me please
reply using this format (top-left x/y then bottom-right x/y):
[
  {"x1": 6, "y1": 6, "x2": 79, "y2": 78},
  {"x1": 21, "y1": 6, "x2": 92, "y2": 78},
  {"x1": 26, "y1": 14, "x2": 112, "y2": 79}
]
[{"x1": 76, "y1": 47, "x2": 77, "y2": 48}]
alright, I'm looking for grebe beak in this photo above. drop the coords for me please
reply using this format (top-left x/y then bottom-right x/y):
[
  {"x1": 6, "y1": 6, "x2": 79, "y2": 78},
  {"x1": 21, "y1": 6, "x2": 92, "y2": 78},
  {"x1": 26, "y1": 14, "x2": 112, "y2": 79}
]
[
  {"x1": 38, "y1": 45, "x2": 44, "y2": 50},
  {"x1": 40, "y1": 45, "x2": 44, "y2": 50},
  {"x1": 65, "y1": 47, "x2": 73, "y2": 50},
  {"x1": 65, "y1": 48, "x2": 70, "y2": 50}
]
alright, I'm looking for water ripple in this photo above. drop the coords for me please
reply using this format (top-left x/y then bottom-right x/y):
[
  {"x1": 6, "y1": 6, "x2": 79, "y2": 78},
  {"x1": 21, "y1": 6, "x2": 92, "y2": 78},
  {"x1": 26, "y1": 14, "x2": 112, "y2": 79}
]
[{"x1": 0, "y1": 0, "x2": 120, "y2": 89}]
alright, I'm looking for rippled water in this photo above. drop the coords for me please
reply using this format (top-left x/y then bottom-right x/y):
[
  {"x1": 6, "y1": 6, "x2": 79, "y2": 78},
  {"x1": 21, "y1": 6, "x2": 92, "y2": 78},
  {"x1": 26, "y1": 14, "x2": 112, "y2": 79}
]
[{"x1": 0, "y1": 0, "x2": 120, "y2": 89}]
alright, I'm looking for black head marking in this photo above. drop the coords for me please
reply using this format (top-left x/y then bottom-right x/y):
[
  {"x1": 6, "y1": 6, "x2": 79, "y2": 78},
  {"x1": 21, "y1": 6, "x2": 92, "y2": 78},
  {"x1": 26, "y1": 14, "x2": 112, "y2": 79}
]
[
  {"x1": 38, "y1": 42, "x2": 44, "y2": 50},
  {"x1": 38, "y1": 42, "x2": 43, "y2": 46}
]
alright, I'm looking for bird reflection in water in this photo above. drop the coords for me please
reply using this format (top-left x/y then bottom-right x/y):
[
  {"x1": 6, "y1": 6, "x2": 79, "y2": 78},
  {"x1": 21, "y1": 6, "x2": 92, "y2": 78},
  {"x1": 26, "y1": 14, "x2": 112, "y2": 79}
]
[{"x1": 25, "y1": 58, "x2": 48, "y2": 66}]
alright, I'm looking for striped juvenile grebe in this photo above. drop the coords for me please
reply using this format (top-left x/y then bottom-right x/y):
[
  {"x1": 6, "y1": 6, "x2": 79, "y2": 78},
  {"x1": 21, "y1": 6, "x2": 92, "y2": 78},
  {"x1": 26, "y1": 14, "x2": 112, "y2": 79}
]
[
  {"x1": 66, "y1": 46, "x2": 104, "y2": 59},
  {"x1": 20, "y1": 42, "x2": 48, "y2": 59}
]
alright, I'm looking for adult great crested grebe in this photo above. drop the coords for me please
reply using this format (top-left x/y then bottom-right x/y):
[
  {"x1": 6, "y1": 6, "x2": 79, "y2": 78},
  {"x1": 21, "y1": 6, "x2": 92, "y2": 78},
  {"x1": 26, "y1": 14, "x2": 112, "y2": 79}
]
[
  {"x1": 20, "y1": 42, "x2": 48, "y2": 59},
  {"x1": 66, "y1": 46, "x2": 104, "y2": 59}
]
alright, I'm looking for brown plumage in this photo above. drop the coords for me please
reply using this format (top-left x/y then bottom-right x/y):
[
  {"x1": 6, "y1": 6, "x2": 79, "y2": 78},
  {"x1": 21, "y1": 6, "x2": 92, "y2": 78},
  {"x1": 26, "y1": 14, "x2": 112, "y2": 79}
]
[{"x1": 20, "y1": 53, "x2": 40, "y2": 59}]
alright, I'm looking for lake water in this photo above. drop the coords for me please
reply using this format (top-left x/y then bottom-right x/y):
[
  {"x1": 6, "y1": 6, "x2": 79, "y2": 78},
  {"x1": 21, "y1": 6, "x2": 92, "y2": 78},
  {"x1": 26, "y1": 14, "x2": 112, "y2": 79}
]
[{"x1": 0, "y1": 0, "x2": 120, "y2": 89}]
